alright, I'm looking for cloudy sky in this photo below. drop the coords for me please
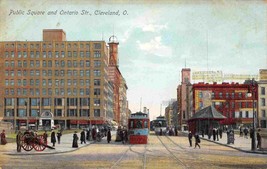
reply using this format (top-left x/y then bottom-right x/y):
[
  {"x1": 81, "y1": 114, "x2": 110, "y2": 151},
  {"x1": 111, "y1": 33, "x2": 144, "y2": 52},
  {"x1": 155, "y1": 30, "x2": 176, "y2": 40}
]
[{"x1": 0, "y1": 0, "x2": 266, "y2": 120}]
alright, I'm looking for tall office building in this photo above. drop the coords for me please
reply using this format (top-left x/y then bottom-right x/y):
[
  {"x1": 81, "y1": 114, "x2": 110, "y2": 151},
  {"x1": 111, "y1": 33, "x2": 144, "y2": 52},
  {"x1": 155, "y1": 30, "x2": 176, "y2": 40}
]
[{"x1": 0, "y1": 29, "x2": 113, "y2": 130}]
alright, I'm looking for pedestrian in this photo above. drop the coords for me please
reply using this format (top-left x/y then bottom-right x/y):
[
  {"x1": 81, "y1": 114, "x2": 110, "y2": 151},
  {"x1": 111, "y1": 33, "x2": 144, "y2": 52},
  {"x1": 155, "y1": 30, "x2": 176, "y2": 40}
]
[
  {"x1": 219, "y1": 128, "x2": 223, "y2": 139},
  {"x1": 0, "y1": 130, "x2": 7, "y2": 145},
  {"x1": 43, "y1": 131, "x2": 48, "y2": 144},
  {"x1": 16, "y1": 130, "x2": 22, "y2": 152},
  {"x1": 194, "y1": 133, "x2": 201, "y2": 149},
  {"x1": 201, "y1": 129, "x2": 204, "y2": 138},
  {"x1": 174, "y1": 126, "x2": 178, "y2": 136},
  {"x1": 57, "y1": 131, "x2": 62, "y2": 144},
  {"x1": 244, "y1": 127, "x2": 248, "y2": 138},
  {"x1": 80, "y1": 129, "x2": 86, "y2": 144},
  {"x1": 257, "y1": 129, "x2": 262, "y2": 149},
  {"x1": 188, "y1": 131, "x2": 193, "y2": 147},
  {"x1": 92, "y1": 127, "x2": 96, "y2": 140},
  {"x1": 72, "y1": 131, "x2": 79, "y2": 148},
  {"x1": 120, "y1": 129, "x2": 124, "y2": 144},
  {"x1": 107, "y1": 129, "x2": 111, "y2": 143},
  {"x1": 239, "y1": 126, "x2": 243, "y2": 137},
  {"x1": 216, "y1": 128, "x2": 219, "y2": 141},
  {"x1": 51, "y1": 130, "x2": 56, "y2": 147},
  {"x1": 86, "y1": 129, "x2": 90, "y2": 141},
  {"x1": 212, "y1": 128, "x2": 216, "y2": 141},
  {"x1": 124, "y1": 129, "x2": 128, "y2": 143}
]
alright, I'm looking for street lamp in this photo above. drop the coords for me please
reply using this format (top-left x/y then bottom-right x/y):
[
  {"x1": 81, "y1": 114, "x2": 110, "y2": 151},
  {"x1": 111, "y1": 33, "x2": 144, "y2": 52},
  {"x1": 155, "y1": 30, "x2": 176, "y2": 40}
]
[{"x1": 247, "y1": 78, "x2": 257, "y2": 151}]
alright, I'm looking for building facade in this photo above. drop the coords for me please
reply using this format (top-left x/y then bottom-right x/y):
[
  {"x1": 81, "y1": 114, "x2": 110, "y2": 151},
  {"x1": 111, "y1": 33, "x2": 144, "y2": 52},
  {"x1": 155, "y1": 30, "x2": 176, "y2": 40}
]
[
  {"x1": 258, "y1": 69, "x2": 267, "y2": 129},
  {"x1": 0, "y1": 29, "x2": 120, "y2": 130},
  {"x1": 177, "y1": 68, "x2": 191, "y2": 131},
  {"x1": 192, "y1": 82, "x2": 258, "y2": 128},
  {"x1": 119, "y1": 77, "x2": 128, "y2": 126}
]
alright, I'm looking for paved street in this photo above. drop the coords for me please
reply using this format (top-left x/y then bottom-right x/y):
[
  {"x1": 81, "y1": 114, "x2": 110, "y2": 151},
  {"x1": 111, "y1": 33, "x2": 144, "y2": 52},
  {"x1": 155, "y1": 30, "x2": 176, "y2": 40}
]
[{"x1": 0, "y1": 131, "x2": 267, "y2": 169}]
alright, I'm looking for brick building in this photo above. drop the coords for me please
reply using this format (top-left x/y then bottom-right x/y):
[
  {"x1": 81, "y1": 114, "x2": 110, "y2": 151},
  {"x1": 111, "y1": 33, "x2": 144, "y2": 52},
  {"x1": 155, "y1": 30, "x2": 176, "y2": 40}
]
[
  {"x1": 192, "y1": 82, "x2": 258, "y2": 127},
  {"x1": 0, "y1": 29, "x2": 127, "y2": 130}
]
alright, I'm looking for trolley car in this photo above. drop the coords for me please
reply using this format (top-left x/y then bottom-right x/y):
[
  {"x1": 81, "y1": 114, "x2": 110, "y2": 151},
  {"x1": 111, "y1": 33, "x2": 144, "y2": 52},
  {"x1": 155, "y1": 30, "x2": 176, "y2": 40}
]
[
  {"x1": 153, "y1": 115, "x2": 167, "y2": 135},
  {"x1": 128, "y1": 112, "x2": 150, "y2": 144}
]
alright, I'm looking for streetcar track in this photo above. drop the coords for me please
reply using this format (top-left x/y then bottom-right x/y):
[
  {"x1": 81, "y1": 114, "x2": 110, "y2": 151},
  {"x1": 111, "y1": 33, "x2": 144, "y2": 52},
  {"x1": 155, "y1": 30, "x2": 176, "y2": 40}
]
[
  {"x1": 110, "y1": 145, "x2": 132, "y2": 169},
  {"x1": 157, "y1": 135, "x2": 188, "y2": 169}
]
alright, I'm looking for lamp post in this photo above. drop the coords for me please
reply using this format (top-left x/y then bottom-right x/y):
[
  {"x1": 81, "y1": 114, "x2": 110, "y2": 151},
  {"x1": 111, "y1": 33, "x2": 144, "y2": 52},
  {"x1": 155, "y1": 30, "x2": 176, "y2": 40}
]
[{"x1": 248, "y1": 78, "x2": 257, "y2": 151}]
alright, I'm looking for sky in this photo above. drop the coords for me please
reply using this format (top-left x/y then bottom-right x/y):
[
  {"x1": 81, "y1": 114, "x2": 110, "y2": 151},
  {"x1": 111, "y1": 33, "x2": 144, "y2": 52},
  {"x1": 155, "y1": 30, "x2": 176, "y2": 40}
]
[{"x1": 0, "y1": 0, "x2": 266, "y2": 120}]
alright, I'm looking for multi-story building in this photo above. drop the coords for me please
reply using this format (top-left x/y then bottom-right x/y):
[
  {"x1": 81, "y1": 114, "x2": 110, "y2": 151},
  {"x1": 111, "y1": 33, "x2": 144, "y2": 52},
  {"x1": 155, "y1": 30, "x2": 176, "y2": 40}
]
[
  {"x1": 119, "y1": 77, "x2": 128, "y2": 126},
  {"x1": 258, "y1": 69, "x2": 267, "y2": 129},
  {"x1": 177, "y1": 68, "x2": 192, "y2": 131},
  {"x1": 0, "y1": 29, "x2": 117, "y2": 130},
  {"x1": 192, "y1": 81, "x2": 258, "y2": 128},
  {"x1": 108, "y1": 35, "x2": 123, "y2": 125}
]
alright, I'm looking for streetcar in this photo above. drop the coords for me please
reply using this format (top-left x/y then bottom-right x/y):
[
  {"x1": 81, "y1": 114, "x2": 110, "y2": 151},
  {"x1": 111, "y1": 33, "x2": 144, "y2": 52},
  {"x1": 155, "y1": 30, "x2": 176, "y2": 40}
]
[
  {"x1": 153, "y1": 115, "x2": 167, "y2": 135},
  {"x1": 128, "y1": 111, "x2": 150, "y2": 144}
]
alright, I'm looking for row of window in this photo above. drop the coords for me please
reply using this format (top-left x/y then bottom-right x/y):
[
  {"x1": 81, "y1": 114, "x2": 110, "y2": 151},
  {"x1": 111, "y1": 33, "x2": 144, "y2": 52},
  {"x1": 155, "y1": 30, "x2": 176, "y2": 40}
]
[
  {"x1": 5, "y1": 60, "x2": 102, "y2": 68},
  {"x1": 4, "y1": 108, "x2": 101, "y2": 117},
  {"x1": 4, "y1": 42, "x2": 101, "y2": 49},
  {"x1": 4, "y1": 51, "x2": 102, "y2": 59},
  {"x1": 5, "y1": 98, "x2": 101, "y2": 107},
  {"x1": 5, "y1": 69, "x2": 101, "y2": 78},
  {"x1": 198, "y1": 101, "x2": 257, "y2": 109},
  {"x1": 5, "y1": 88, "x2": 101, "y2": 96},
  {"x1": 198, "y1": 92, "x2": 249, "y2": 99}
]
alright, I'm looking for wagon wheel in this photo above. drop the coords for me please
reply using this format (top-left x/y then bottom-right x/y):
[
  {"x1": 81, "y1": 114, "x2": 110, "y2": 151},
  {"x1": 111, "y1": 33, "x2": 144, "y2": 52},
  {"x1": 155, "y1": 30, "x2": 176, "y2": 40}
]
[
  {"x1": 33, "y1": 135, "x2": 46, "y2": 151},
  {"x1": 21, "y1": 134, "x2": 34, "y2": 151}
]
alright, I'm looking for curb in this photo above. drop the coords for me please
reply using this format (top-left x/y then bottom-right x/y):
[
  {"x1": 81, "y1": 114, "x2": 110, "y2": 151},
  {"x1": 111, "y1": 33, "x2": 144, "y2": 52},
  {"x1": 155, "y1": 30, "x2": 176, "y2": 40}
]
[{"x1": 180, "y1": 132, "x2": 267, "y2": 155}]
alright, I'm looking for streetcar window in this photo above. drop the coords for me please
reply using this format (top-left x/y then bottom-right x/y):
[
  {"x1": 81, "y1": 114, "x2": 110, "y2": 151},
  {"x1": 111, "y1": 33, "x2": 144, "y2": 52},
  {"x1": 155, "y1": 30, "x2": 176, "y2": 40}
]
[
  {"x1": 144, "y1": 120, "x2": 148, "y2": 128},
  {"x1": 136, "y1": 120, "x2": 142, "y2": 128},
  {"x1": 130, "y1": 121, "x2": 134, "y2": 129}
]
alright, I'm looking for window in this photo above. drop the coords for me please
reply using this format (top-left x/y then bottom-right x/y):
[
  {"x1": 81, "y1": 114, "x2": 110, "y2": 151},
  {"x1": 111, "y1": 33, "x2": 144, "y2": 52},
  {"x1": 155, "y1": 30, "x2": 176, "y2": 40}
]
[
  {"x1": 73, "y1": 79, "x2": 77, "y2": 86},
  {"x1": 68, "y1": 51, "x2": 72, "y2": 57},
  {"x1": 199, "y1": 92, "x2": 203, "y2": 98},
  {"x1": 86, "y1": 79, "x2": 90, "y2": 86},
  {"x1": 245, "y1": 111, "x2": 249, "y2": 118},
  {"x1": 18, "y1": 109, "x2": 26, "y2": 117},
  {"x1": 42, "y1": 79, "x2": 46, "y2": 86},
  {"x1": 86, "y1": 51, "x2": 90, "y2": 58},
  {"x1": 73, "y1": 60, "x2": 77, "y2": 67},
  {"x1": 261, "y1": 98, "x2": 266, "y2": 106},
  {"x1": 94, "y1": 79, "x2": 100, "y2": 86},
  {"x1": 73, "y1": 51, "x2": 77, "y2": 57},
  {"x1": 94, "y1": 109, "x2": 100, "y2": 117},
  {"x1": 5, "y1": 61, "x2": 9, "y2": 67},
  {"x1": 11, "y1": 51, "x2": 15, "y2": 58},
  {"x1": 43, "y1": 60, "x2": 47, "y2": 67},
  {"x1": 232, "y1": 102, "x2": 235, "y2": 109},
  {"x1": 23, "y1": 61, "x2": 27, "y2": 67},
  {"x1": 94, "y1": 60, "x2": 101, "y2": 67},
  {"x1": 80, "y1": 98, "x2": 89, "y2": 106},
  {"x1": 86, "y1": 60, "x2": 90, "y2": 67},
  {"x1": 94, "y1": 89, "x2": 100, "y2": 95},
  {"x1": 18, "y1": 98, "x2": 27, "y2": 106},
  {"x1": 80, "y1": 89, "x2": 84, "y2": 95},
  {"x1": 232, "y1": 93, "x2": 235, "y2": 98},
  {"x1": 80, "y1": 70, "x2": 84, "y2": 76},
  {"x1": 239, "y1": 111, "x2": 242, "y2": 118},
  {"x1": 68, "y1": 70, "x2": 72, "y2": 76},
  {"x1": 80, "y1": 51, "x2": 84, "y2": 57},
  {"x1": 18, "y1": 61, "x2": 22, "y2": 67},
  {"x1": 68, "y1": 109, "x2": 77, "y2": 117},
  {"x1": 55, "y1": 51, "x2": 59, "y2": 58},
  {"x1": 80, "y1": 109, "x2": 89, "y2": 117},
  {"x1": 48, "y1": 61, "x2": 52, "y2": 67},
  {"x1": 68, "y1": 60, "x2": 72, "y2": 67},
  {"x1": 94, "y1": 70, "x2": 101, "y2": 76},
  {"x1": 262, "y1": 110, "x2": 266, "y2": 117},
  {"x1": 94, "y1": 51, "x2": 101, "y2": 58},
  {"x1": 80, "y1": 60, "x2": 84, "y2": 67},
  {"x1": 61, "y1": 51, "x2": 65, "y2": 58},
  {"x1": 5, "y1": 98, "x2": 14, "y2": 106},
  {"x1": 43, "y1": 51, "x2": 46, "y2": 58},
  {"x1": 48, "y1": 51, "x2": 52, "y2": 58},
  {"x1": 238, "y1": 92, "x2": 242, "y2": 98},
  {"x1": 73, "y1": 70, "x2": 78, "y2": 76},
  {"x1": 42, "y1": 98, "x2": 51, "y2": 106},
  {"x1": 55, "y1": 60, "x2": 59, "y2": 67},
  {"x1": 94, "y1": 98, "x2": 100, "y2": 106},
  {"x1": 86, "y1": 70, "x2": 90, "y2": 76},
  {"x1": 80, "y1": 79, "x2": 84, "y2": 86},
  {"x1": 68, "y1": 79, "x2": 71, "y2": 86},
  {"x1": 94, "y1": 43, "x2": 101, "y2": 49},
  {"x1": 219, "y1": 92, "x2": 223, "y2": 98},
  {"x1": 54, "y1": 98, "x2": 63, "y2": 106},
  {"x1": 36, "y1": 60, "x2": 40, "y2": 67},
  {"x1": 67, "y1": 98, "x2": 77, "y2": 106},
  {"x1": 23, "y1": 51, "x2": 27, "y2": 58},
  {"x1": 61, "y1": 60, "x2": 65, "y2": 67},
  {"x1": 30, "y1": 51, "x2": 34, "y2": 58},
  {"x1": 31, "y1": 98, "x2": 39, "y2": 106},
  {"x1": 54, "y1": 109, "x2": 62, "y2": 117},
  {"x1": 18, "y1": 51, "x2": 21, "y2": 58},
  {"x1": 5, "y1": 109, "x2": 14, "y2": 117},
  {"x1": 261, "y1": 87, "x2": 265, "y2": 95},
  {"x1": 5, "y1": 80, "x2": 8, "y2": 86},
  {"x1": 226, "y1": 93, "x2": 229, "y2": 98},
  {"x1": 48, "y1": 70, "x2": 52, "y2": 76},
  {"x1": 5, "y1": 51, "x2": 9, "y2": 58}
]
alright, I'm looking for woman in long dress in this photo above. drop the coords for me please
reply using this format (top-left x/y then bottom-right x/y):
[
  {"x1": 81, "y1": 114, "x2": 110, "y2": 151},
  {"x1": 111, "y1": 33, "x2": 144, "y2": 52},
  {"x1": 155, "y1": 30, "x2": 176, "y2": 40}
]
[
  {"x1": 72, "y1": 131, "x2": 79, "y2": 148},
  {"x1": 0, "y1": 130, "x2": 7, "y2": 145}
]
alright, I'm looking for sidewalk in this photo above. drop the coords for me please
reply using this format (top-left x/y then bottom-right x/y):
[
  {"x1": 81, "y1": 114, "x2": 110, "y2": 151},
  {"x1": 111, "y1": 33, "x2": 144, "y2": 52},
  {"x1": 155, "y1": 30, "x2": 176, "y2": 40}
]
[
  {"x1": 182, "y1": 131, "x2": 267, "y2": 155},
  {"x1": 4, "y1": 131, "x2": 116, "y2": 156}
]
